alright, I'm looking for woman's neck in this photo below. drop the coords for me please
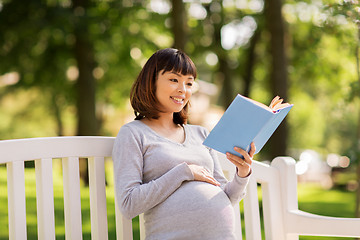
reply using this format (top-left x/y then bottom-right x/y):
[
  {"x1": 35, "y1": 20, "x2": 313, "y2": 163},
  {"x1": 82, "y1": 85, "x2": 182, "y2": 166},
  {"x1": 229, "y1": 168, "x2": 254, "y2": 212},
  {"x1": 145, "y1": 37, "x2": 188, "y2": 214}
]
[
  {"x1": 141, "y1": 114, "x2": 185, "y2": 144},
  {"x1": 142, "y1": 114, "x2": 178, "y2": 130}
]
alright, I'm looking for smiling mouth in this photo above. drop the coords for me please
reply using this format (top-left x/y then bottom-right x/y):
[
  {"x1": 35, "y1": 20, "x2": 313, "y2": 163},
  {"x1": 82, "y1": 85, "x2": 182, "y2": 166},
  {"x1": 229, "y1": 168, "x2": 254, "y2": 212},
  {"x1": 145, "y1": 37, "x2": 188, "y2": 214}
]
[{"x1": 171, "y1": 96, "x2": 184, "y2": 103}]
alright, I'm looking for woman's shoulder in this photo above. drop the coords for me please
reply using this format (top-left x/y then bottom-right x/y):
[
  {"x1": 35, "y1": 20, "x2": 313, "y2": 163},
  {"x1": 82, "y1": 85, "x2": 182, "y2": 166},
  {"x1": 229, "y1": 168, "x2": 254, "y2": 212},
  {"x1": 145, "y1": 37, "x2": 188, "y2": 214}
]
[
  {"x1": 185, "y1": 124, "x2": 210, "y2": 138},
  {"x1": 121, "y1": 120, "x2": 144, "y2": 129},
  {"x1": 116, "y1": 120, "x2": 146, "y2": 138}
]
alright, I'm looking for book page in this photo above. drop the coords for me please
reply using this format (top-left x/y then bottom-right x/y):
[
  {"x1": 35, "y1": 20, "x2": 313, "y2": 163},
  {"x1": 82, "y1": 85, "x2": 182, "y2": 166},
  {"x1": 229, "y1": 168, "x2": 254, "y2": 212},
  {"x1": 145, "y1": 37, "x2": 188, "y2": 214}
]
[
  {"x1": 242, "y1": 96, "x2": 273, "y2": 112},
  {"x1": 269, "y1": 96, "x2": 291, "y2": 112},
  {"x1": 243, "y1": 95, "x2": 290, "y2": 113}
]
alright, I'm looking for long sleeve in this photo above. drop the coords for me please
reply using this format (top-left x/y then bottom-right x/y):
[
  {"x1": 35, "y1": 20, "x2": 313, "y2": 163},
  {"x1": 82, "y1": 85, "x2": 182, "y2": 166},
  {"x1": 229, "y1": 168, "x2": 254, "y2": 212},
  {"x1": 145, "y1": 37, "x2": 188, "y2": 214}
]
[
  {"x1": 210, "y1": 144, "x2": 251, "y2": 205},
  {"x1": 112, "y1": 126, "x2": 194, "y2": 219},
  {"x1": 112, "y1": 122, "x2": 248, "y2": 240}
]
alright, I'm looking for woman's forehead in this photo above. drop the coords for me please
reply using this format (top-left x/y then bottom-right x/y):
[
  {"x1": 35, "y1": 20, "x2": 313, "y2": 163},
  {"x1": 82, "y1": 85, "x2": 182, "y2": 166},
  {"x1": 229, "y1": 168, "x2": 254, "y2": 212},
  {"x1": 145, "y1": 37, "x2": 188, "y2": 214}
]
[{"x1": 160, "y1": 70, "x2": 195, "y2": 78}]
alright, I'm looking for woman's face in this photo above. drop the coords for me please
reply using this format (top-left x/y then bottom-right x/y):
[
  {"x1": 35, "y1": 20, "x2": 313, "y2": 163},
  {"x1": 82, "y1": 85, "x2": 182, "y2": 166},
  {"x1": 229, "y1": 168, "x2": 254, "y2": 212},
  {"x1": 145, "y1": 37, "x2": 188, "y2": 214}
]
[{"x1": 155, "y1": 70, "x2": 194, "y2": 114}]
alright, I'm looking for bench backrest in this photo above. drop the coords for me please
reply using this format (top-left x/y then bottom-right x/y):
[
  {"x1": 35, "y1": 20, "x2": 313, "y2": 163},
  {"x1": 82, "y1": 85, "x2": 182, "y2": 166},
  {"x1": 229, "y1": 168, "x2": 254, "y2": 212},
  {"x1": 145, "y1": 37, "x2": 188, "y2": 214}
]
[{"x1": 0, "y1": 136, "x2": 359, "y2": 240}]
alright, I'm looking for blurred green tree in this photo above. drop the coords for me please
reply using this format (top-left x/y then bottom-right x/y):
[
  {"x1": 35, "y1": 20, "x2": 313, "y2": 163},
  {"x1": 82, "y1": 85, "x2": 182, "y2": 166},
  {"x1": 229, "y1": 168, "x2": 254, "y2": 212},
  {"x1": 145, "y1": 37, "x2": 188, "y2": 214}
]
[
  {"x1": 264, "y1": 0, "x2": 290, "y2": 158},
  {"x1": 326, "y1": 0, "x2": 360, "y2": 218},
  {"x1": 171, "y1": 0, "x2": 187, "y2": 50},
  {"x1": 0, "y1": 0, "x2": 359, "y2": 193},
  {"x1": 0, "y1": 0, "x2": 169, "y2": 183}
]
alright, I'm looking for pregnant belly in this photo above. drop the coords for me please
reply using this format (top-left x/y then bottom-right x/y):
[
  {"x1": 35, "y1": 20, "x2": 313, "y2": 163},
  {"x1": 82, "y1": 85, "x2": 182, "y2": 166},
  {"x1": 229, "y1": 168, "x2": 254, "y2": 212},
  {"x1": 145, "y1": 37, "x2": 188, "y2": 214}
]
[{"x1": 144, "y1": 181, "x2": 236, "y2": 239}]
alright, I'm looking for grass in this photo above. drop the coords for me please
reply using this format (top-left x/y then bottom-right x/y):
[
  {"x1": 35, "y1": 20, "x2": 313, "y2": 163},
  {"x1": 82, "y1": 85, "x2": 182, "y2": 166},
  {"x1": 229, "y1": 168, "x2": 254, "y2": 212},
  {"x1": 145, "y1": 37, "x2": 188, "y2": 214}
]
[{"x1": 0, "y1": 162, "x2": 357, "y2": 240}]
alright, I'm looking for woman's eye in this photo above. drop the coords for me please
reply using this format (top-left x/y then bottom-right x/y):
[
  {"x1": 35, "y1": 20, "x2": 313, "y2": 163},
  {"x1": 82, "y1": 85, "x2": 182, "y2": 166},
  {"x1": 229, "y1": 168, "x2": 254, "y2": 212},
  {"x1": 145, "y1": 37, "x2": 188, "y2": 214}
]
[
  {"x1": 170, "y1": 79, "x2": 178, "y2": 82},
  {"x1": 187, "y1": 82, "x2": 193, "y2": 87}
]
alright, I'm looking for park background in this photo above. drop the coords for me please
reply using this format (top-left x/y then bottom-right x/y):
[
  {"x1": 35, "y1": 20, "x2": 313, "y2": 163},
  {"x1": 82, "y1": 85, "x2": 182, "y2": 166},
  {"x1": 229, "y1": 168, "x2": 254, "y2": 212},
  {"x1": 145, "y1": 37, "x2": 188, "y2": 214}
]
[{"x1": 0, "y1": 0, "x2": 360, "y2": 239}]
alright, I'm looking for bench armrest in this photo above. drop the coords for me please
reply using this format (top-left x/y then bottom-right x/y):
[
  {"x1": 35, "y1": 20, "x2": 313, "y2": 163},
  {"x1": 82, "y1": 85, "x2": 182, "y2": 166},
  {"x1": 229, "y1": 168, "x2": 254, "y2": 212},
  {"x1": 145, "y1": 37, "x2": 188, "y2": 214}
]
[{"x1": 287, "y1": 209, "x2": 360, "y2": 237}]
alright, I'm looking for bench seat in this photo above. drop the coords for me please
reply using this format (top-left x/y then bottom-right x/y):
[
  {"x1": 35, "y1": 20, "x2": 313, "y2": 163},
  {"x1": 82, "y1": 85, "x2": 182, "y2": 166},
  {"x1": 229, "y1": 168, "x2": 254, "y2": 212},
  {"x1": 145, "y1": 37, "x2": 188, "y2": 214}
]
[{"x1": 0, "y1": 136, "x2": 359, "y2": 239}]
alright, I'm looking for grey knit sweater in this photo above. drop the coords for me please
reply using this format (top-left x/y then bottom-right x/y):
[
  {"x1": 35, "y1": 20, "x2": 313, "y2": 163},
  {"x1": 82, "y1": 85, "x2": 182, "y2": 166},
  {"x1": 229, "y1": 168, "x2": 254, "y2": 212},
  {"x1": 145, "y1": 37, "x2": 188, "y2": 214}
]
[{"x1": 112, "y1": 120, "x2": 250, "y2": 240}]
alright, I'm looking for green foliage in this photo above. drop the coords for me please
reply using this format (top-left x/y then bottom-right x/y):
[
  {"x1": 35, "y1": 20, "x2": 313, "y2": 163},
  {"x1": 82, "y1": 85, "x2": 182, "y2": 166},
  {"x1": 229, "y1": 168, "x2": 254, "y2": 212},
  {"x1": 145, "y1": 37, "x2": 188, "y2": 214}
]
[
  {"x1": 0, "y1": 0, "x2": 359, "y2": 160},
  {"x1": 325, "y1": 0, "x2": 360, "y2": 26},
  {"x1": 0, "y1": 0, "x2": 172, "y2": 137},
  {"x1": 348, "y1": 81, "x2": 360, "y2": 102},
  {"x1": 280, "y1": 0, "x2": 359, "y2": 157},
  {"x1": 288, "y1": 92, "x2": 326, "y2": 150}
]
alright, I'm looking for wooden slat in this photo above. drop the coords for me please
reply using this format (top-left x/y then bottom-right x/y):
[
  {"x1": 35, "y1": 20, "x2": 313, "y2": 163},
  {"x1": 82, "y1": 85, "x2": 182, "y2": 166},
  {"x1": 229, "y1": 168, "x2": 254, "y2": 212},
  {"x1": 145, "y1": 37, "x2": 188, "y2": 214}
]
[
  {"x1": 139, "y1": 213, "x2": 146, "y2": 240},
  {"x1": 287, "y1": 209, "x2": 360, "y2": 237},
  {"x1": 233, "y1": 203, "x2": 242, "y2": 240},
  {"x1": 35, "y1": 158, "x2": 56, "y2": 240},
  {"x1": 62, "y1": 157, "x2": 83, "y2": 240},
  {"x1": 115, "y1": 193, "x2": 133, "y2": 240},
  {"x1": 0, "y1": 137, "x2": 115, "y2": 164},
  {"x1": 262, "y1": 180, "x2": 286, "y2": 240},
  {"x1": 88, "y1": 157, "x2": 108, "y2": 240},
  {"x1": 257, "y1": 158, "x2": 290, "y2": 239},
  {"x1": 243, "y1": 177, "x2": 262, "y2": 239},
  {"x1": 7, "y1": 161, "x2": 27, "y2": 240}
]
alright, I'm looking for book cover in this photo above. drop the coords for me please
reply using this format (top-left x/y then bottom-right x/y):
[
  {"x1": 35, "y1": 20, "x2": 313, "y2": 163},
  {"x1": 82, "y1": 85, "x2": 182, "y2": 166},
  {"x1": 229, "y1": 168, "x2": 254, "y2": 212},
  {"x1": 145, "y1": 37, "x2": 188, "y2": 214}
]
[{"x1": 203, "y1": 94, "x2": 293, "y2": 157}]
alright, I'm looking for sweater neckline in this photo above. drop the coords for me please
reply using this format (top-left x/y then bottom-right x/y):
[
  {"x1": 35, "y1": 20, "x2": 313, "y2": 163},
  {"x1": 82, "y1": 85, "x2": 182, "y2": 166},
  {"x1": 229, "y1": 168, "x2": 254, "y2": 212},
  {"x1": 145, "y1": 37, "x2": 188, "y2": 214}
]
[{"x1": 137, "y1": 120, "x2": 188, "y2": 146}]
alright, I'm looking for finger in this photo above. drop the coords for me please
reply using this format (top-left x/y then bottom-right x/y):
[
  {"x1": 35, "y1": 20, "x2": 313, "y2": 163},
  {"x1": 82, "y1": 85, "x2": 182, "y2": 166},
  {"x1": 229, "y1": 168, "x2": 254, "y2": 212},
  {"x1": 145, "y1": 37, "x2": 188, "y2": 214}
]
[
  {"x1": 201, "y1": 168, "x2": 210, "y2": 174},
  {"x1": 199, "y1": 168, "x2": 220, "y2": 186},
  {"x1": 271, "y1": 96, "x2": 284, "y2": 110},
  {"x1": 270, "y1": 96, "x2": 280, "y2": 108},
  {"x1": 227, "y1": 154, "x2": 246, "y2": 168},
  {"x1": 233, "y1": 147, "x2": 252, "y2": 165},
  {"x1": 249, "y1": 142, "x2": 256, "y2": 158},
  {"x1": 205, "y1": 176, "x2": 221, "y2": 186},
  {"x1": 275, "y1": 98, "x2": 284, "y2": 105},
  {"x1": 226, "y1": 152, "x2": 247, "y2": 167},
  {"x1": 200, "y1": 171, "x2": 220, "y2": 185},
  {"x1": 270, "y1": 96, "x2": 282, "y2": 109},
  {"x1": 272, "y1": 99, "x2": 283, "y2": 109},
  {"x1": 232, "y1": 147, "x2": 250, "y2": 160}
]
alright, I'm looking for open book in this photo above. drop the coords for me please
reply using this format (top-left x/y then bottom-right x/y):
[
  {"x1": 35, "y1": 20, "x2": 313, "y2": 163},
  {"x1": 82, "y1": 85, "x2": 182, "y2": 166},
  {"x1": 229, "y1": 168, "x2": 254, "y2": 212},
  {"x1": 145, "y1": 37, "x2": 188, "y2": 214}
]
[{"x1": 203, "y1": 94, "x2": 293, "y2": 157}]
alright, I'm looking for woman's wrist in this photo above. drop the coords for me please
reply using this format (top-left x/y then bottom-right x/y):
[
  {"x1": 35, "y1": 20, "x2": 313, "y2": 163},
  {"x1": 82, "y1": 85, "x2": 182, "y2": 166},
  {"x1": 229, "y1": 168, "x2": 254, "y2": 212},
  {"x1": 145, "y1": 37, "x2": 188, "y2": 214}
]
[{"x1": 237, "y1": 167, "x2": 252, "y2": 178}]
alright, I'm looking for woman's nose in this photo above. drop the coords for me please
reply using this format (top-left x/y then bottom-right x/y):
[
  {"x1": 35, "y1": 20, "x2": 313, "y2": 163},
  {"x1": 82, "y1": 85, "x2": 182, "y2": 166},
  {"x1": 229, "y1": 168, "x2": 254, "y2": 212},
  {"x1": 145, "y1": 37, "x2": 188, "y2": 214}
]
[{"x1": 177, "y1": 83, "x2": 186, "y2": 93}]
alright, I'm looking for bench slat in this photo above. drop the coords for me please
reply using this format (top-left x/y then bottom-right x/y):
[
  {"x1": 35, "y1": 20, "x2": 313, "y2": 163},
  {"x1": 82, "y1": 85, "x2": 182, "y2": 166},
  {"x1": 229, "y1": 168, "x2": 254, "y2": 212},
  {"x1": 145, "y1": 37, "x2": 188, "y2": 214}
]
[
  {"x1": 262, "y1": 180, "x2": 286, "y2": 239},
  {"x1": 288, "y1": 209, "x2": 360, "y2": 237},
  {"x1": 0, "y1": 137, "x2": 114, "y2": 163},
  {"x1": 88, "y1": 157, "x2": 109, "y2": 240},
  {"x1": 139, "y1": 213, "x2": 146, "y2": 240},
  {"x1": 115, "y1": 194, "x2": 133, "y2": 240},
  {"x1": 62, "y1": 157, "x2": 83, "y2": 240},
  {"x1": 243, "y1": 177, "x2": 261, "y2": 239},
  {"x1": 7, "y1": 161, "x2": 27, "y2": 240},
  {"x1": 35, "y1": 158, "x2": 56, "y2": 240},
  {"x1": 233, "y1": 204, "x2": 243, "y2": 239}
]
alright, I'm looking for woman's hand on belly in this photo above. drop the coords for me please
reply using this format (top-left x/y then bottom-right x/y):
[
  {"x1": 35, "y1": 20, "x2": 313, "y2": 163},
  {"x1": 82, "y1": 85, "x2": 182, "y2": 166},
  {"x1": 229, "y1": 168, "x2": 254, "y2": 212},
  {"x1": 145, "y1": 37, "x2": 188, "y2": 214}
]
[{"x1": 188, "y1": 164, "x2": 221, "y2": 186}]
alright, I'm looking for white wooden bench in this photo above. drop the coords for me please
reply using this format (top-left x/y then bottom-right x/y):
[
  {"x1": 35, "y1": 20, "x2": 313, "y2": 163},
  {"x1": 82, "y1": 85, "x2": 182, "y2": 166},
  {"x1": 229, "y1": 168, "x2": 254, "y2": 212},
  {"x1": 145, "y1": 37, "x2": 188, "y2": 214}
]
[{"x1": 0, "y1": 136, "x2": 359, "y2": 240}]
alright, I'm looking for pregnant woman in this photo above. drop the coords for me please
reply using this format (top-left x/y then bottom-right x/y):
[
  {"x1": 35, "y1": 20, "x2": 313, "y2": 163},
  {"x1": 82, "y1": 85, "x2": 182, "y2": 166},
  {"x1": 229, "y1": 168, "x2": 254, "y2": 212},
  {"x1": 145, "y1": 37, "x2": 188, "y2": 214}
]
[{"x1": 113, "y1": 48, "x2": 254, "y2": 240}]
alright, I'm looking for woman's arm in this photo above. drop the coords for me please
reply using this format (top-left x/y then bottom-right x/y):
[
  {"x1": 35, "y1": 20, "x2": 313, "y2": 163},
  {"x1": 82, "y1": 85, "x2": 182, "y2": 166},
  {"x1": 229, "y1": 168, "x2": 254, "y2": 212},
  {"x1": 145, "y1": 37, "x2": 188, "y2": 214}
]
[
  {"x1": 210, "y1": 148, "x2": 251, "y2": 205},
  {"x1": 112, "y1": 126, "x2": 194, "y2": 219}
]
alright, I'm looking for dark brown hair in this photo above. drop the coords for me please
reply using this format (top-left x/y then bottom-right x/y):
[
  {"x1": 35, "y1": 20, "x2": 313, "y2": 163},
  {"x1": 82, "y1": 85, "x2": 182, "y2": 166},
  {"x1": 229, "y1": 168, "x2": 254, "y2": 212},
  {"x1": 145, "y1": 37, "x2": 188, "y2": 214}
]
[{"x1": 130, "y1": 48, "x2": 197, "y2": 125}]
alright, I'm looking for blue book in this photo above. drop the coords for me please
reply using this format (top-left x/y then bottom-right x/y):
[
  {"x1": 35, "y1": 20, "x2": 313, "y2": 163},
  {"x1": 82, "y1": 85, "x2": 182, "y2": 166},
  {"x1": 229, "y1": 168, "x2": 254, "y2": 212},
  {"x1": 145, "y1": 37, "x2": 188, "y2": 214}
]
[{"x1": 203, "y1": 94, "x2": 293, "y2": 157}]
